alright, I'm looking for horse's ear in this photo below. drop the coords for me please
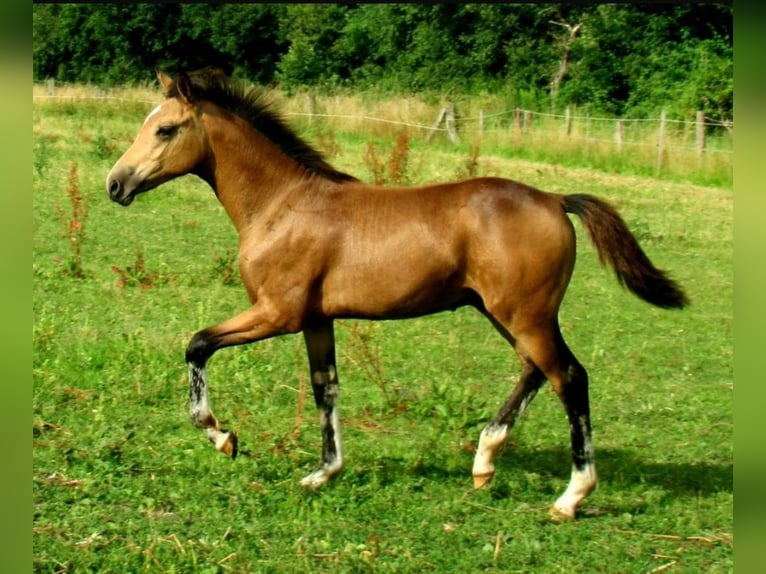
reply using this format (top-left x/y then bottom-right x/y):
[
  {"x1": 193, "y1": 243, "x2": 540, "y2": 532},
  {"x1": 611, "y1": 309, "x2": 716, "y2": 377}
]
[
  {"x1": 175, "y1": 72, "x2": 196, "y2": 104},
  {"x1": 156, "y1": 69, "x2": 173, "y2": 94}
]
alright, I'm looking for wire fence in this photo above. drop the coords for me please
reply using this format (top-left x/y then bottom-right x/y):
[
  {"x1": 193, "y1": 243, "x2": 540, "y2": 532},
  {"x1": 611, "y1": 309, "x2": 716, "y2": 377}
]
[
  {"x1": 283, "y1": 96, "x2": 733, "y2": 180},
  {"x1": 33, "y1": 82, "x2": 734, "y2": 182}
]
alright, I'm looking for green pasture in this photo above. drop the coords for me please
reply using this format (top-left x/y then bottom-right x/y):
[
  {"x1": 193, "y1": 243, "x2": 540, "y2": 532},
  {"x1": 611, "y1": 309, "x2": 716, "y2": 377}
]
[{"x1": 33, "y1": 91, "x2": 732, "y2": 572}]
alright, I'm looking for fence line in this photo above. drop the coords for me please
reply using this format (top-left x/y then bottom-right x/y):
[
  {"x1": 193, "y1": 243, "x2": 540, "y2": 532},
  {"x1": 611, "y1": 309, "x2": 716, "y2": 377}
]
[
  {"x1": 34, "y1": 93, "x2": 159, "y2": 106},
  {"x1": 33, "y1": 90, "x2": 734, "y2": 159},
  {"x1": 32, "y1": 91, "x2": 735, "y2": 129},
  {"x1": 285, "y1": 111, "x2": 440, "y2": 132},
  {"x1": 454, "y1": 107, "x2": 733, "y2": 129},
  {"x1": 293, "y1": 107, "x2": 733, "y2": 155}
]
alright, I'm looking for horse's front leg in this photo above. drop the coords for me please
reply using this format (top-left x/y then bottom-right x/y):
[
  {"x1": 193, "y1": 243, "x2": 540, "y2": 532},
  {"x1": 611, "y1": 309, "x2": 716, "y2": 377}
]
[
  {"x1": 299, "y1": 319, "x2": 344, "y2": 489},
  {"x1": 187, "y1": 359, "x2": 238, "y2": 457},
  {"x1": 185, "y1": 303, "x2": 296, "y2": 458}
]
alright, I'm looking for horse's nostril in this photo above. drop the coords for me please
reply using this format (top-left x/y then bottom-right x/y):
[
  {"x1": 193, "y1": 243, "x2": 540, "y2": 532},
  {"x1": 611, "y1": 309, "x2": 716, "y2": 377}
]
[{"x1": 108, "y1": 179, "x2": 121, "y2": 197}]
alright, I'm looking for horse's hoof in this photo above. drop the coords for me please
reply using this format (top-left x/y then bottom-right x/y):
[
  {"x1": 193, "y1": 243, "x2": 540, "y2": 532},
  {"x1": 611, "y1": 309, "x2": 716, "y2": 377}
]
[
  {"x1": 300, "y1": 463, "x2": 342, "y2": 489},
  {"x1": 300, "y1": 470, "x2": 329, "y2": 490},
  {"x1": 472, "y1": 472, "x2": 494, "y2": 489},
  {"x1": 548, "y1": 505, "x2": 576, "y2": 522},
  {"x1": 215, "y1": 431, "x2": 238, "y2": 459}
]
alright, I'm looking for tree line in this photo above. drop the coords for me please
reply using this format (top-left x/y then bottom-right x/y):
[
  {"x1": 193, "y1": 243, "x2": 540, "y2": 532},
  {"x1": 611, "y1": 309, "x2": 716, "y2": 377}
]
[{"x1": 33, "y1": 3, "x2": 732, "y2": 121}]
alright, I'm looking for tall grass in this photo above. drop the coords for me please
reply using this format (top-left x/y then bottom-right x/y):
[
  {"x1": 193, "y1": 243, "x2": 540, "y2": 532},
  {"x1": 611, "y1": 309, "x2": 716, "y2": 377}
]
[
  {"x1": 33, "y1": 83, "x2": 733, "y2": 188},
  {"x1": 276, "y1": 88, "x2": 732, "y2": 188}
]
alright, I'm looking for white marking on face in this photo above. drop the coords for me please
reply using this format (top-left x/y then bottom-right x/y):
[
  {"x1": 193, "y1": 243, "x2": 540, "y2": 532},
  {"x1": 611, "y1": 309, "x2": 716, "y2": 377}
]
[{"x1": 144, "y1": 104, "x2": 163, "y2": 125}]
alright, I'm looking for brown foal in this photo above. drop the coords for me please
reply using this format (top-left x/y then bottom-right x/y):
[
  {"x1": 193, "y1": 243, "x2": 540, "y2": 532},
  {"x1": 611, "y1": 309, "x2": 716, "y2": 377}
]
[{"x1": 106, "y1": 69, "x2": 687, "y2": 520}]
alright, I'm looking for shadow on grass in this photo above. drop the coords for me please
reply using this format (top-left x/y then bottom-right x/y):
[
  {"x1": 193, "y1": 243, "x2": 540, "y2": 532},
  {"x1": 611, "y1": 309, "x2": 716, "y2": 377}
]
[
  {"x1": 496, "y1": 446, "x2": 732, "y2": 497},
  {"x1": 340, "y1": 445, "x2": 732, "y2": 500}
]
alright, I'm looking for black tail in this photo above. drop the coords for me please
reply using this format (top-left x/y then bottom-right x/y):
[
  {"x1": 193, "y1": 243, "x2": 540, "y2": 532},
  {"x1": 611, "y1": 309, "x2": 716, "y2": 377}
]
[{"x1": 562, "y1": 193, "x2": 689, "y2": 309}]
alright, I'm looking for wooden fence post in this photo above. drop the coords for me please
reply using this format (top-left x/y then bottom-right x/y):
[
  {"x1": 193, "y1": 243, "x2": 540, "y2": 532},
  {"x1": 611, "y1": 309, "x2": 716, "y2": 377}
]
[
  {"x1": 696, "y1": 110, "x2": 706, "y2": 158},
  {"x1": 514, "y1": 107, "x2": 521, "y2": 145},
  {"x1": 425, "y1": 107, "x2": 447, "y2": 142},
  {"x1": 565, "y1": 106, "x2": 572, "y2": 136},
  {"x1": 615, "y1": 119, "x2": 624, "y2": 153},
  {"x1": 523, "y1": 110, "x2": 531, "y2": 134},
  {"x1": 478, "y1": 110, "x2": 484, "y2": 138},
  {"x1": 425, "y1": 104, "x2": 458, "y2": 143},
  {"x1": 306, "y1": 93, "x2": 317, "y2": 124},
  {"x1": 656, "y1": 110, "x2": 667, "y2": 176},
  {"x1": 445, "y1": 103, "x2": 458, "y2": 144}
]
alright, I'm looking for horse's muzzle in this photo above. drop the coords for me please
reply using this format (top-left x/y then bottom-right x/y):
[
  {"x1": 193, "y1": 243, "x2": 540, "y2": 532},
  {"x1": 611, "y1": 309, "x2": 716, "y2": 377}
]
[{"x1": 106, "y1": 166, "x2": 137, "y2": 206}]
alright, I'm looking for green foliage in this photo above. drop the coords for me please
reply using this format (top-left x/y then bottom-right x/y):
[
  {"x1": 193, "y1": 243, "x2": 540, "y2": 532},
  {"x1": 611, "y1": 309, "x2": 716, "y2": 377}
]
[
  {"x1": 33, "y1": 4, "x2": 732, "y2": 120},
  {"x1": 33, "y1": 134, "x2": 53, "y2": 177},
  {"x1": 32, "y1": 4, "x2": 286, "y2": 85},
  {"x1": 276, "y1": 4, "x2": 353, "y2": 90},
  {"x1": 560, "y1": 4, "x2": 733, "y2": 120}
]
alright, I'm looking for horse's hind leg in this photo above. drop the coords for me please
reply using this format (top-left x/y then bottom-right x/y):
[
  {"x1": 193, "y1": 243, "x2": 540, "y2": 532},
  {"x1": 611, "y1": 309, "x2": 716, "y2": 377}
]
[
  {"x1": 300, "y1": 319, "x2": 344, "y2": 489},
  {"x1": 520, "y1": 327, "x2": 597, "y2": 520},
  {"x1": 472, "y1": 357, "x2": 545, "y2": 488},
  {"x1": 547, "y1": 341, "x2": 597, "y2": 521},
  {"x1": 474, "y1": 312, "x2": 597, "y2": 519}
]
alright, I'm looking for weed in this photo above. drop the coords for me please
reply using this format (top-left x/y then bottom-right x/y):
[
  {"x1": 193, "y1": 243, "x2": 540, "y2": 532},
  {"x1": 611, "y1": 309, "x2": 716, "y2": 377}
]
[
  {"x1": 111, "y1": 251, "x2": 163, "y2": 289},
  {"x1": 284, "y1": 345, "x2": 309, "y2": 449},
  {"x1": 56, "y1": 161, "x2": 88, "y2": 278},
  {"x1": 457, "y1": 137, "x2": 482, "y2": 180},
  {"x1": 34, "y1": 135, "x2": 53, "y2": 176},
  {"x1": 387, "y1": 129, "x2": 410, "y2": 186},
  {"x1": 316, "y1": 126, "x2": 340, "y2": 158},
  {"x1": 210, "y1": 248, "x2": 239, "y2": 286},
  {"x1": 362, "y1": 129, "x2": 411, "y2": 186},
  {"x1": 343, "y1": 322, "x2": 402, "y2": 411},
  {"x1": 363, "y1": 141, "x2": 386, "y2": 185},
  {"x1": 91, "y1": 129, "x2": 117, "y2": 160}
]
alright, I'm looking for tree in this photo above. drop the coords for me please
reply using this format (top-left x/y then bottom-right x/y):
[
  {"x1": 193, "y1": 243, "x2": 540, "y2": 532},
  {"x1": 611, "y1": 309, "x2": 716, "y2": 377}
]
[
  {"x1": 32, "y1": 3, "x2": 732, "y2": 119},
  {"x1": 275, "y1": 4, "x2": 354, "y2": 89}
]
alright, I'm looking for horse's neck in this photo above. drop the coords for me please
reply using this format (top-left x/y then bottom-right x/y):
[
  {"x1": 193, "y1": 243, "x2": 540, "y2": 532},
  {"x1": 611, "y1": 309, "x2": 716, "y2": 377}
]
[{"x1": 200, "y1": 112, "x2": 310, "y2": 232}]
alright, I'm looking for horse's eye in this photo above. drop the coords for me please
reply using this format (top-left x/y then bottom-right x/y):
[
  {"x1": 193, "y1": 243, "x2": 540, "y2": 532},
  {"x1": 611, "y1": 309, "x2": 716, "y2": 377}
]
[{"x1": 156, "y1": 125, "x2": 178, "y2": 139}]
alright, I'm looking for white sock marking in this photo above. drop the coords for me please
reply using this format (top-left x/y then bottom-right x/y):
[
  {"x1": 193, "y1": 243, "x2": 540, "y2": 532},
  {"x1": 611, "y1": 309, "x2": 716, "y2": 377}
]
[
  {"x1": 473, "y1": 424, "x2": 508, "y2": 477},
  {"x1": 553, "y1": 416, "x2": 597, "y2": 518},
  {"x1": 553, "y1": 462, "x2": 598, "y2": 519}
]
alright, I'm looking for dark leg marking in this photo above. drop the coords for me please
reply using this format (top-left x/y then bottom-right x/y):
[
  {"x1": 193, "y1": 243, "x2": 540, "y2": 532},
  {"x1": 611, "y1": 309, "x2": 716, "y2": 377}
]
[
  {"x1": 551, "y1": 358, "x2": 597, "y2": 520},
  {"x1": 186, "y1": 331, "x2": 238, "y2": 458},
  {"x1": 300, "y1": 320, "x2": 343, "y2": 488},
  {"x1": 473, "y1": 361, "x2": 546, "y2": 487}
]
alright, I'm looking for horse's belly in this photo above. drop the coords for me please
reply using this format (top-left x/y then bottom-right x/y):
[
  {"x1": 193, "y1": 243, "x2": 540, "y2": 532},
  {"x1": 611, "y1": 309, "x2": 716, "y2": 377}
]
[{"x1": 319, "y1": 257, "x2": 468, "y2": 319}]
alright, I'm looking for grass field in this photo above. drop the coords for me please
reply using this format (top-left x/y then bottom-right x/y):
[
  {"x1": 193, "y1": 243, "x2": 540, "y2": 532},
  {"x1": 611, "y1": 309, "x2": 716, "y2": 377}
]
[{"x1": 33, "y1": 87, "x2": 732, "y2": 572}]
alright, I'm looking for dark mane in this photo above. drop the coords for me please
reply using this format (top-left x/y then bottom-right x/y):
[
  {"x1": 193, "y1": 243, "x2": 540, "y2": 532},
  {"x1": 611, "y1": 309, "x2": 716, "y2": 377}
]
[{"x1": 167, "y1": 68, "x2": 358, "y2": 184}]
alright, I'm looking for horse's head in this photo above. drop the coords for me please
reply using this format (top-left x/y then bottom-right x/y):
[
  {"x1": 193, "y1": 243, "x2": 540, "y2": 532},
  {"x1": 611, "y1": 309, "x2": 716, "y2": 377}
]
[{"x1": 106, "y1": 70, "x2": 207, "y2": 206}]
